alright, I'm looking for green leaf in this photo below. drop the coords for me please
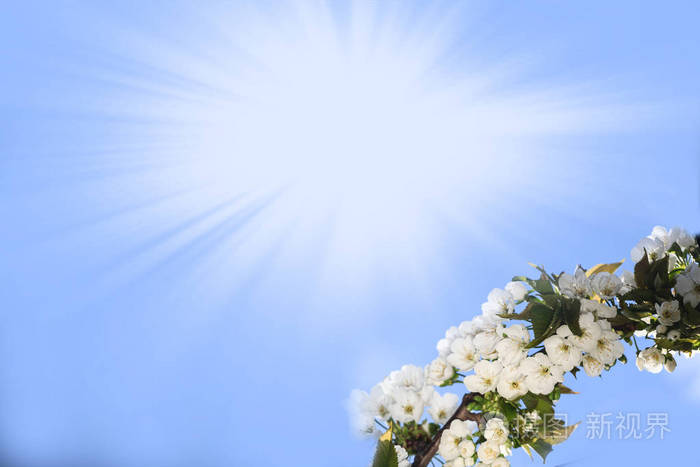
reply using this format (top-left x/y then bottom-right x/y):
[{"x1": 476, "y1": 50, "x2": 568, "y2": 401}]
[
  {"x1": 499, "y1": 399, "x2": 518, "y2": 422},
  {"x1": 521, "y1": 393, "x2": 554, "y2": 415},
  {"x1": 585, "y1": 260, "x2": 625, "y2": 277},
  {"x1": 439, "y1": 368, "x2": 461, "y2": 387},
  {"x1": 562, "y1": 297, "x2": 582, "y2": 336},
  {"x1": 530, "y1": 438, "x2": 553, "y2": 462},
  {"x1": 541, "y1": 421, "x2": 580, "y2": 446},
  {"x1": 549, "y1": 385, "x2": 561, "y2": 401},
  {"x1": 668, "y1": 241, "x2": 684, "y2": 258},
  {"x1": 500, "y1": 302, "x2": 535, "y2": 321},
  {"x1": 685, "y1": 307, "x2": 700, "y2": 326},
  {"x1": 512, "y1": 275, "x2": 539, "y2": 291},
  {"x1": 535, "y1": 397, "x2": 554, "y2": 415},
  {"x1": 619, "y1": 288, "x2": 656, "y2": 303},
  {"x1": 534, "y1": 272, "x2": 555, "y2": 295},
  {"x1": 541, "y1": 293, "x2": 560, "y2": 309},
  {"x1": 512, "y1": 275, "x2": 533, "y2": 284},
  {"x1": 648, "y1": 255, "x2": 670, "y2": 289},
  {"x1": 527, "y1": 305, "x2": 560, "y2": 348},
  {"x1": 379, "y1": 423, "x2": 393, "y2": 442},
  {"x1": 557, "y1": 384, "x2": 579, "y2": 395},
  {"x1": 372, "y1": 440, "x2": 399, "y2": 467},
  {"x1": 521, "y1": 392, "x2": 538, "y2": 410},
  {"x1": 634, "y1": 253, "x2": 650, "y2": 289},
  {"x1": 655, "y1": 338, "x2": 694, "y2": 352},
  {"x1": 530, "y1": 305, "x2": 555, "y2": 339}
]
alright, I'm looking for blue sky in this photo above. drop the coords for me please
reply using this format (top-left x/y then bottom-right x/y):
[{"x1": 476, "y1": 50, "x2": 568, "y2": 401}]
[{"x1": 1, "y1": 1, "x2": 699, "y2": 466}]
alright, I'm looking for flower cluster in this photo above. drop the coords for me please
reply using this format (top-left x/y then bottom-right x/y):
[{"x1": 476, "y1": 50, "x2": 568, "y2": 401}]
[
  {"x1": 349, "y1": 364, "x2": 461, "y2": 446},
  {"x1": 436, "y1": 417, "x2": 511, "y2": 467},
  {"x1": 351, "y1": 225, "x2": 699, "y2": 467},
  {"x1": 437, "y1": 419, "x2": 477, "y2": 467}
]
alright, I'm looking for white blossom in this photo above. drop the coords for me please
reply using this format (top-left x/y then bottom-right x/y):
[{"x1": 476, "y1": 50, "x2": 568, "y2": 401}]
[
  {"x1": 390, "y1": 388, "x2": 424, "y2": 423},
  {"x1": 438, "y1": 338, "x2": 453, "y2": 357},
  {"x1": 651, "y1": 226, "x2": 696, "y2": 250},
  {"x1": 426, "y1": 357, "x2": 454, "y2": 385},
  {"x1": 505, "y1": 281, "x2": 528, "y2": 301},
  {"x1": 590, "y1": 330, "x2": 624, "y2": 365},
  {"x1": 447, "y1": 337, "x2": 480, "y2": 371},
  {"x1": 667, "y1": 329, "x2": 681, "y2": 341},
  {"x1": 474, "y1": 328, "x2": 501, "y2": 359},
  {"x1": 472, "y1": 315, "x2": 499, "y2": 333},
  {"x1": 464, "y1": 360, "x2": 502, "y2": 394},
  {"x1": 451, "y1": 419, "x2": 478, "y2": 436},
  {"x1": 347, "y1": 390, "x2": 380, "y2": 437},
  {"x1": 476, "y1": 440, "x2": 501, "y2": 464},
  {"x1": 656, "y1": 300, "x2": 681, "y2": 326},
  {"x1": 568, "y1": 313, "x2": 602, "y2": 352},
  {"x1": 491, "y1": 458, "x2": 510, "y2": 467},
  {"x1": 580, "y1": 298, "x2": 617, "y2": 319},
  {"x1": 350, "y1": 411, "x2": 378, "y2": 437},
  {"x1": 364, "y1": 385, "x2": 393, "y2": 420},
  {"x1": 520, "y1": 353, "x2": 564, "y2": 395},
  {"x1": 446, "y1": 326, "x2": 461, "y2": 340},
  {"x1": 676, "y1": 263, "x2": 700, "y2": 308},
  {"x1": 439, "y1": 420, "x2": 474, "y2": 461},
  {"x1": 591, "y1": 272, "x2": 622, "y2": 299},
  {"x1": 494, "y1": 325, "x2": 530, "y2": 365},
  {"x1": 481, "y1": 288, "x2": 515, "y2": 320},
  {"x1": 555, "y1": 324, "x2": 573, "y2": 338},
  {"x1": 459, "y1": 320, "x2": 477, "y2": 337},
  {"x1": 494, "y1": 336, "x2": 525, "y2": 366},
  {"x1": 582, "y1": 354, "x2": 603, "y2": 377},
  {"x1": 388, "y1": 365, "x2": 425, "y2": 392},
  {"x1": 439, "y1": 439, "x2": 460, "y2": 463},
  {"x1": 420, "y1": 385, "x2": 436, "y2": 405},
  {"x1": 504, "y1": 324, "x2": 530, "y2": 342},
  {"x1": 438, "y1": 326, "x2": 462, "y2": 356},
  {"x1": 636, "y1": 347, "x2": 664, "y2": 374},
  {"x1": 558, "y1": 266, "x2": 592, "y2": 298},
  {"x1": 543, "y1": 335, "x2": 582, "y2": 371},
  {"x1": 499, "y1": 444, "x2": 512, "y2": 458},
  {"x1": 458, "y1": 439, "x2": 476, "y2": 459},
  {"x1": 620, "y1": 270, "x2": 636, "y2": 294},
  {"x1": 631, "y1": 236, "x2": 665, "y2": 263},
  {"x1": 655, "y1": 324, "x2": 667, "y2": 336},
  {"x1": 675, "y1": 228, "x2": 696, "y2": 249},
  {"x1": 597, "y1": 305, "x2": 618, "y2": 320},
  {"x1": 428, "y1": 392, "x2": 460, "y2": 425},
  {"x1": 484, "y1": 418, "x2": 509, "y2": 445},
  {"x1": 665, "y1": 355, "x2": 677, "y2": 373},
  {"x1": 496, "y1": 365, "x2": 528, "y2": 400},
  {"x1": 395, "y1": 445, "x2": 410, "y2": 467},
  {"x1": 445, "y1": 458, "x2": 468, "y2": 467}
]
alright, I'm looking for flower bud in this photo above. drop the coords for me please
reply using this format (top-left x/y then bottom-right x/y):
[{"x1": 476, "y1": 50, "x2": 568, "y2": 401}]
[{"x1": 665, "y1": 356, "x2": 677, "y2": 373}]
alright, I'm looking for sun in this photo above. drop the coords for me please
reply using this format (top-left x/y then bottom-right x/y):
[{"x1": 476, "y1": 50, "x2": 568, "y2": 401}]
[{"x1": 86, "y1": 1, "x2": 634, "y2": 300}]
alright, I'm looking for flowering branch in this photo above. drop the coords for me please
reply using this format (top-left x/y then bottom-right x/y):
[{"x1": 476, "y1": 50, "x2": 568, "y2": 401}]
[
  {"x1": 411, "y1": 393, "x2": 482, "y2": 467},
  {"x1": 351, "y1": 225, "x2": 700, "y2": 467}
]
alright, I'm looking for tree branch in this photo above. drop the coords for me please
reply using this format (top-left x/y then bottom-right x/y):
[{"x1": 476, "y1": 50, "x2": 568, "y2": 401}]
[{"x1": 411, "y1": 393, "x2": 483, "y2": 467}]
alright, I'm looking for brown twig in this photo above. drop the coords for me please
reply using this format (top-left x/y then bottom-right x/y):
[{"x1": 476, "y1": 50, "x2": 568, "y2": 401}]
[{"x1": 411, "y1": 393, "x2": 483, "y2": 467}]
